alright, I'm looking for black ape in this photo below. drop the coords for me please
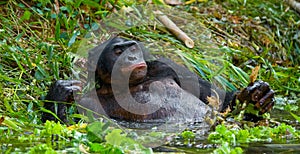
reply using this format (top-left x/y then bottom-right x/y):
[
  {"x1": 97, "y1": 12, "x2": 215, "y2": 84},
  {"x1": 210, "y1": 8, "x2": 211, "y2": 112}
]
[{"x1": 42, "y1": 37, "x2": 274, "y2": 123}]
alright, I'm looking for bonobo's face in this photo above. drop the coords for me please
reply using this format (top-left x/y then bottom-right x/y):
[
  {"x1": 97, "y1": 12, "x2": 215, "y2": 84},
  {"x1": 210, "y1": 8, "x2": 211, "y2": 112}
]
[{"x1": 97, "y1": 37, "x2": 147, "y2": 84}]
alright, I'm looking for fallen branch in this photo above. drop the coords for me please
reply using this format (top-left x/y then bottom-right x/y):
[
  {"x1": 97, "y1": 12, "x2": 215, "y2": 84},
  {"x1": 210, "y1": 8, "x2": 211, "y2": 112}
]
[
  {"x1": 285, "y1": 0, "x2": 300, "y2": 14},
  {"x1": 154, "y1": 10, "x2": 194, "y2": 48}
]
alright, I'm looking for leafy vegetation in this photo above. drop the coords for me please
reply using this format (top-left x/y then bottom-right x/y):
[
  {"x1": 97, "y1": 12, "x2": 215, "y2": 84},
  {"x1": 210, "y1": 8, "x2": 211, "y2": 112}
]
[
  {"x1": 0, "y1": 0, "x2": 299, "y2": 153},
  {"x1": 1, "y1": 120, "x2": 150, "y2": 153},
  {"x1": 210, "y1": 123, "x2": 300, "y2": 144},
  {"x1": 208, "y1": 123, "x2": 300, "y2": 153}
]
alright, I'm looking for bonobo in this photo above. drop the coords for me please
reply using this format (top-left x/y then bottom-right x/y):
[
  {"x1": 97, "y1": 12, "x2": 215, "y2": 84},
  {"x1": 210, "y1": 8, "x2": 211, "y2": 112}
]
[{"x1": 42, "y1": 37, "x2": 275, "y2": 123}]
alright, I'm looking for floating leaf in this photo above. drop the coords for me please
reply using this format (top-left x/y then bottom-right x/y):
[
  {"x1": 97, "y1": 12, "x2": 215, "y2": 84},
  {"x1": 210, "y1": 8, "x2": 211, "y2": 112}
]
[{"x1": 105, "y1": 129, "x2": 125, "y2": 146}]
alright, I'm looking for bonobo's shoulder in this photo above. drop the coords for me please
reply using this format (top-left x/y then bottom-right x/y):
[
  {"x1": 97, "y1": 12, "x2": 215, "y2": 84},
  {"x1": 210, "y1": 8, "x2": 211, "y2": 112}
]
[
  {"x1": 146, "y1": 57, "x2": 196, "y2": 76},
  {"x1": 146, "y1": 58, "x2": 180, "y2": 69},
  {"x1": 146, "y1": 57, "x2": 174, "y2": 63}
]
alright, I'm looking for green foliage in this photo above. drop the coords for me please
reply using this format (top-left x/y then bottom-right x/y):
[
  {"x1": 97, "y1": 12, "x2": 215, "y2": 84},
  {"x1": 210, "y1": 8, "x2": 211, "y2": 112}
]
[
  {"x1": 89, "y1": 143, "x2": 123, "y2": 153},
  {"x1": 2, "y1": 117, "x2": 22, "y2": 132},
  {"x1": 213, "y1": 142, "x2": 243, "y2": 154},
  {"x1": 208, "y1": 123, "x2": 300, "y2": 153},
  {"x1": 181, "y1": 130, "x2": 195, "y2": 144},
  {"x1": 104, "y1": 129, "x2": 153, "y2": 153},
  {"x1": 290, "y1": 112, "x2": 300, "y2": 123},
  {"x1": 86, "y1": 121, "x2": 109, "y2": 142},
  {"x1": 86, "y1": 122, "x2": 153, "y2": 153},
  {"x1": 209, "y1": 123, "x2": 300, "y2": 144},
  {"x1": 29, "y1": 144, "x2": 57, "y2": 154},
  {"x1": 1, "y1": 120, "x2": 77, "y2": 152},
  {"x1": 21, "y1": 10, "x2": 32, "y2": 21},
  {"x1": 181, "y1": 130, "x2": 195, "y2": 140},
  {"x1": 274, "y1": 96, "x2": 300, "y2": 122},
  {"x1": 42, "y1": 120, "x2": 68, "y2": 137},
  {"x1": 0, "y1": 119, "x2": 152, "y2": 153}
]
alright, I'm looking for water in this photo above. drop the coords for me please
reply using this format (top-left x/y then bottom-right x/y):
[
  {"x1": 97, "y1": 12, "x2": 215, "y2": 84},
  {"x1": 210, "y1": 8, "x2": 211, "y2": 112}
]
[
  {"x1": 1, "y1": 104, "x2": 299, "y2": 153},
  {"x1": 160, "y1": 106, "x2": 300, "y2": 153}
]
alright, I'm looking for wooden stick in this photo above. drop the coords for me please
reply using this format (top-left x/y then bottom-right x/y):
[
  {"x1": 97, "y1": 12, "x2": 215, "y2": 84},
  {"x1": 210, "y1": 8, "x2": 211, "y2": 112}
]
[
  {"x1": 285, "y1": 0, "x2": 300, "y2": 14},
  {"x1": 154, "y1": 10, "x2": 194, "y2": 48}
]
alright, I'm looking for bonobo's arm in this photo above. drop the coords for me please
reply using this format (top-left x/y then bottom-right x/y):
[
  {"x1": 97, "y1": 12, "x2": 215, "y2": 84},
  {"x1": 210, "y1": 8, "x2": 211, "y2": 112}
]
[{"x1": 146, "y1": 58, "x2": 274, "y2": 115}]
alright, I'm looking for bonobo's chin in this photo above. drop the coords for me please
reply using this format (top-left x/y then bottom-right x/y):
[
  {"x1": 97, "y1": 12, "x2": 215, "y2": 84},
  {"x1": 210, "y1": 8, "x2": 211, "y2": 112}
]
[{"x1": 129, "y1": 68, "x2": 147, "y2": 84}]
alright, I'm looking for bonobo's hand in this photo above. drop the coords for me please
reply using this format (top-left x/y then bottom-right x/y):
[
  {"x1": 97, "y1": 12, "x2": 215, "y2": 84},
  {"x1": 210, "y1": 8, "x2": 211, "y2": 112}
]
[
  {"x1": 42, "y1": 80, "x2": 82, "y2": 123},
  {"x1": 46, "y1": 80, "x2": 82, "y2": 102},
  {"x1": 236, "y1": 80, "x2": 275, "y2": 114}
]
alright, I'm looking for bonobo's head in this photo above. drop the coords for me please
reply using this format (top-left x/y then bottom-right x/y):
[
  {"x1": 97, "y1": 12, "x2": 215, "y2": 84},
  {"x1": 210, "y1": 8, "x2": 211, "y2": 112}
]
[{"x1": 96, "y1": 37, "x2": 147, "y2": 85}]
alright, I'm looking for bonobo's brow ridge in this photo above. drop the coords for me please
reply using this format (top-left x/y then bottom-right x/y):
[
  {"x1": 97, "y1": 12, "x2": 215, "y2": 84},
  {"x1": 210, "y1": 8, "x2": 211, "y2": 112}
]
[{"x1": 113, "y1": 40, "x2": 138, "y2": 49}]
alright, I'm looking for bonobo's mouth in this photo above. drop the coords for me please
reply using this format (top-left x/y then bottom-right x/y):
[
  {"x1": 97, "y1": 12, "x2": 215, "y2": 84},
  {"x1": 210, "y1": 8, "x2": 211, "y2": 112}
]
[
  {"x1": 133, "y1": 62, "x2": 147, "y2": 70},
  {"x1": 121, "y1": 62, "x2": 147, "y2": 74},
  {"x1": 121, "y1": 62, "x2": 147, "y2": 83}
]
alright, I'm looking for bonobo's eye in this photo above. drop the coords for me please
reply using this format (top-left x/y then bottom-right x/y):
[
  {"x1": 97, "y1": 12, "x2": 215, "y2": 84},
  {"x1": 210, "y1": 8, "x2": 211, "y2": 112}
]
[{"x1": 114, "y1": 48, "x2": 123, "y2": 56}]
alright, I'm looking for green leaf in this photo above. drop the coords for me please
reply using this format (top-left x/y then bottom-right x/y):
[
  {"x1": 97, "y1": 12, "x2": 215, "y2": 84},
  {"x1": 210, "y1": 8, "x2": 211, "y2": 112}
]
[
  {"x1": 12, "y1": 53, "x2": 25, "y2": 72},
  {"x1": 29, "y1": 144, "x2": 56, "y2": 154},
  {"x1": 15, "y1": 32, "x2": 24, "y2": 41},
  {"x1": 68, "y1": 30, "x2": 80, "y2": 47},
  {"x1": 3, "y1": 118, "x2": 21, "y2": 131},
  {"x1": 105, "y1": 129, "x2": 125, "y2": 146},
  {"x1": 89, "y1": 143, "x2": 105, "y2": 152},
  {"x1": 89, "y1": 143, "x2": 123, "y2": 154},
  {"x1": 74, "y1": 0, "x2": 84, "y2": 8},
  {"x1": 21, "y1": 10, "x2": 32, "y2": 21},
  {"x1": 34, "y1": 70, "x2": 44, "y2": 80},
  {"x1": 18, "y1": 3, "x2": 25, "y2": 8},
  {"x1": 37, "y1": 65, "x2": 49, "y2": 78},
  {"x1": 82, "y1": 0, "x2": 100, "y2": 8},
  {"x1": 55, "y1": 19, "x2": 61, "y2": 41},
  {"x1": 86, "y1": 121, "x2": 105, "y2": 142},
  {"x1": 40, "y1": 107, "x2": 62, "y2": 123},
  {"x1": 60, "y1": 6, "x2": 69, "y2": 12},
  {"x1": 181, "y1": 131, "x2": 195, "y2": 140},
  {"x1": 290, "y1": 112, "x2": 300, "y2": 122}
]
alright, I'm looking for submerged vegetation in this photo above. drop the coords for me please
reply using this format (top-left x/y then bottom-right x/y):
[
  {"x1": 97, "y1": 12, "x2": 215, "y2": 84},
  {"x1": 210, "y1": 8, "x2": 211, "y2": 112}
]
[{"x1": 0, "y1": 0, "x2": 299, "y2": 153}]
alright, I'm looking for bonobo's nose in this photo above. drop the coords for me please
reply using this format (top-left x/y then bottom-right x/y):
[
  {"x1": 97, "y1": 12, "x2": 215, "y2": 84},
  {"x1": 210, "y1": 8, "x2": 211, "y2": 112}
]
[{"x1": 128, "y1": 56, "x2": 138, "y2": 61}]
